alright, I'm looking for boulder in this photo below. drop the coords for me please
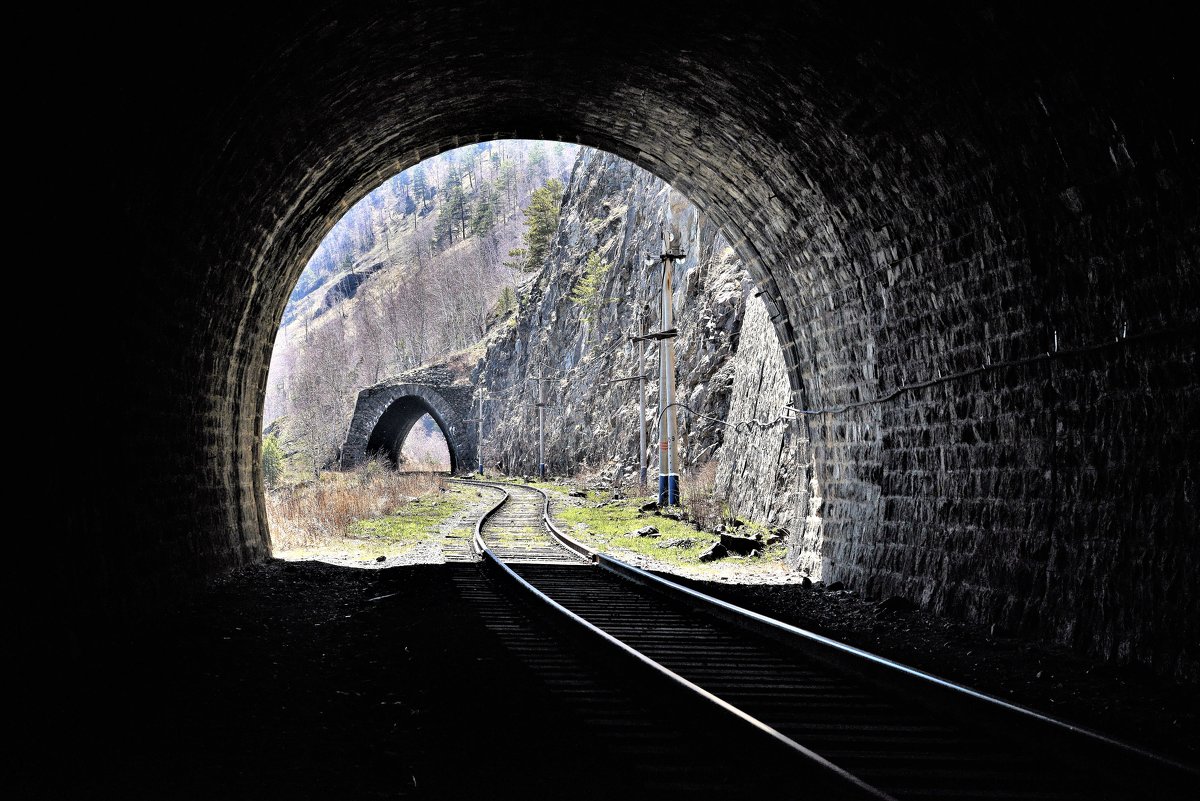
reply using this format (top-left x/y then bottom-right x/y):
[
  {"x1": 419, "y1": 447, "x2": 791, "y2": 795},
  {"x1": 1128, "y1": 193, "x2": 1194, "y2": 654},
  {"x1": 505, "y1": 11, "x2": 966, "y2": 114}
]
[
  {"x1": 766, "y1": 528, "x2": 789, "y2": 545},
  {"x1": 801, "y1": 576, "x2": 813, "y2": 589},
  {"x1": 876, "y1": 596, "x2": 918, "y2": 613},
  {"x1": 632, "y1": 526, "x2": 660, "y2": 538},
  {"x1": 698, "y1": 542, "x2": 728, "y2": 562},
  {"x1": 720, "y1": 532, "x2": 760, "y2": 556},
  {"x1": 639, "y1": 501, "x2": 658, "y2": 513},
  {"x1": 568, "y1": 490, "x2": 587, "y2": 498},
  {"x1": 826, "y1": 581, "x2": 846, "y2": 592}
]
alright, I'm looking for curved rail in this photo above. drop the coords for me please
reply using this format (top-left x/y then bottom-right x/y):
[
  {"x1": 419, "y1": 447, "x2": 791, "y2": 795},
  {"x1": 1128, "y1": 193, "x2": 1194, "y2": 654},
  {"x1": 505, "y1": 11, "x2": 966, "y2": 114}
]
[
  {"x1": 457, "y1": 478, "x2": 891, "y2": 798},
  {"x1": 453, "y1": 477, "x2": 1198, "y2": 799}
]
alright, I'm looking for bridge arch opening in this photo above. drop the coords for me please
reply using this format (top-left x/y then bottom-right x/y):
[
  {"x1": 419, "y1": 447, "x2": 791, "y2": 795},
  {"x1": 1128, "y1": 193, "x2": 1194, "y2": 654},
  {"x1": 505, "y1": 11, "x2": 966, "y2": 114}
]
[
  {"x1": 399, "y1": 414, "x2": 452, "y2": 472},
  {"x1": 366, "y1": 397, "x2": 458, "y2": 473}
]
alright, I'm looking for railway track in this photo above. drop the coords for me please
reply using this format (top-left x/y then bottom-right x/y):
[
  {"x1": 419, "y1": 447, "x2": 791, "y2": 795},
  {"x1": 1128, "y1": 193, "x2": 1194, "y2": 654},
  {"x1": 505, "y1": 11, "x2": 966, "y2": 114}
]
[{"x1": 452, "y1": 478, "x2": 1197, "y2": 800}]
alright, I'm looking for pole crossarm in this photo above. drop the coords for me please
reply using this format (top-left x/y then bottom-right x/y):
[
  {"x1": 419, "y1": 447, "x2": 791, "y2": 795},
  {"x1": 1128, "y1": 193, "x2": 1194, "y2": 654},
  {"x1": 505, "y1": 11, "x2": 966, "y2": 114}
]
[
  {"x1": 631, "y1": 328, "x2": 678, "y2": 342},
  {"x1": 602, "y1": 374, "x2": 651, "y2": 385}
]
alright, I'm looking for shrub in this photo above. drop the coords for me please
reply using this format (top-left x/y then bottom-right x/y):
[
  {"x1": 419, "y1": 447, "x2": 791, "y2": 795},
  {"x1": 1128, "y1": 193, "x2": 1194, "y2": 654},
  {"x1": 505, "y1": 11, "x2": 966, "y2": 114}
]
[
  {"x1": 681, "y1": 461, "x2": 725, "y2": 533},
  {"x1": 569, "y1": 251, "x2": 614, "y2": 323},
  {"x1": 262, "y1": 433, "x2": 285, "y2": 489}
]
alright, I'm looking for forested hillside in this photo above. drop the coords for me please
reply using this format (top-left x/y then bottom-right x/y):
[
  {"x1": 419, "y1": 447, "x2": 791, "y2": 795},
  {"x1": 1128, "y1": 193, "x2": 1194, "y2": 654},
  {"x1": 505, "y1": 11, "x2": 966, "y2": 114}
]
[{"x1": 265, "y1": 140, "x2": 576, "y2": 475}]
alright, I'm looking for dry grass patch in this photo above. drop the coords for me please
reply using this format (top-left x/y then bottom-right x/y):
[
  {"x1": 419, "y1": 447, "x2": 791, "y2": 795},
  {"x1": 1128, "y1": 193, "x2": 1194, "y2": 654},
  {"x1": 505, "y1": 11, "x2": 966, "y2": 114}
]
[{"x1": 266, "y1": 459, "x2": 447, "y2": 550}]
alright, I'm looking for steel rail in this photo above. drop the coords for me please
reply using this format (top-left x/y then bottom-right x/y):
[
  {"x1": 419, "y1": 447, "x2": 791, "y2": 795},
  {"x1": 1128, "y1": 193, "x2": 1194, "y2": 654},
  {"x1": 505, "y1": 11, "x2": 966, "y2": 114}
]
[
  {"x1": 529, "y1": 482, "x2": 1198, "y2": 784},
  {"x1": 454, "y1": 477, "x2": 1198, "y2": 798},
  {"x1": 456, "y1": 477, "x2": 894, "y2": 799},
  {"x1": 522, "y1": 484, "x2": 1197, "y2": 780}
]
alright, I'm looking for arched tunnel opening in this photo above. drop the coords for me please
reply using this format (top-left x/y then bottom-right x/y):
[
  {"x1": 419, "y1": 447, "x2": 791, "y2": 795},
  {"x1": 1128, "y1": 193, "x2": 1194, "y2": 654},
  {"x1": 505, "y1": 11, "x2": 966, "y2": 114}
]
[
  {"x1": 367, "y1": 402, "x2": 457, "y2": 473},
  {"x1": 53, "y1": 2, "x2": 1199, "y2": 795},
  {"x1": 398, "y1": 414, "x2": 453, "y2": 473}
]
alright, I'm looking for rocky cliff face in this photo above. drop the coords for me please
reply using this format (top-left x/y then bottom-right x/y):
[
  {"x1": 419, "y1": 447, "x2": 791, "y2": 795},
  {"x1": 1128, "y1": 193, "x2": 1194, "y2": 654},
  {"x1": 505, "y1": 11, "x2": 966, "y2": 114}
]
[
  {"x1": 713, "y1": 296, "x2": 821, "y2": 576},
  {"x1": 474, "y1": 150, "x2": 802, "y2": 545}
]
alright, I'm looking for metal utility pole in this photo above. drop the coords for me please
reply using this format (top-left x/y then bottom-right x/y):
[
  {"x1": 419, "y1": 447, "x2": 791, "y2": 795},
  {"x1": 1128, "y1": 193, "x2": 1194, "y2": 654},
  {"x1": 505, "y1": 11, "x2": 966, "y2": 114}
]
[
  {"x1": 637, "y1": 306, "x2": 649, "y2": 487},
  {"x1": 528, "y1": 365, "x2": 552, "y2": 480},
  {"x1": 476, "y1": 387, "x2": 486, "y2": 475},
  {"x1": 656, "y1": 231, "x2": 684, "y2": 507},
  {"x1": 537, "y1": 376, "x2": 546, "y2": 479}
]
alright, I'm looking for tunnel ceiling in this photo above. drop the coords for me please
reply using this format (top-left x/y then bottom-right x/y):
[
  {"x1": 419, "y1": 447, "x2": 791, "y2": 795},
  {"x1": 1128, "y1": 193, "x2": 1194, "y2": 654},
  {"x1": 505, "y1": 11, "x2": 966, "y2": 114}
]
[{"x1": 68, "y1": 2, "x2": 1198, "y2": 674}]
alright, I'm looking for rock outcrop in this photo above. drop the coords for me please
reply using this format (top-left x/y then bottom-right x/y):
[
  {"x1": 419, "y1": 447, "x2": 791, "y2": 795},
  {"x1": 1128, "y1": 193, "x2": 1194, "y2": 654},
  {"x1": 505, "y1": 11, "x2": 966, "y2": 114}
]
[{"x1": 475, "y1": 150, "x2": 798, "y2": 538}]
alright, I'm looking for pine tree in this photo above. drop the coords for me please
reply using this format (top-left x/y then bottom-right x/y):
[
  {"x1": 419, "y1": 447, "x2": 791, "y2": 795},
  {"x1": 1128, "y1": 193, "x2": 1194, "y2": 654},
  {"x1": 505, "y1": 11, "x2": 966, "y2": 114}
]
[
  {"x1": 433, "y1": 194, "x2": 456, "y2": 248},
  {"x1": 413, "y1": 165, "x2": 430, "y2": 212},
  {"x1": 469, "y1": 185, "x2": 499, "y2": 236},
  {"x1": 497, "y1": 160, "x2": 517, "y2": 218},
  {"x1": 570, "y1": 251, "x2": 613, "y2": 322},
  {"x1": 528, "y1": 142, "x2": 547, "y2": 178},
  {"x1": 392, "y1": 171, "x2": 415, "y2": 216},
  {"x1": 510, "y1": 178, "x2": 564, "y2": 271},
  {"x1": 454, "y1": 181, "x2": 469, "y2": 240},
  {"x1": 498, "y1": 285, "x2": 516, "y2": 317},
  {"x1": 446, "y1": 180, "x2": 467, "y2": 241},
  {"x1": 460, "y1": 148, "x2": 477, "y2": 190}
]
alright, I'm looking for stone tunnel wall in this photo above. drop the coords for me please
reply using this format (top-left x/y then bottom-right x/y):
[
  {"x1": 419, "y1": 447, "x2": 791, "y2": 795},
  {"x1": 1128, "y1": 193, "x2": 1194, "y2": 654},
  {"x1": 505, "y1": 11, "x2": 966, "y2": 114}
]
[
  {"x1": 765, "y1": 78, "x2": 1200, "y2": 676},
  {"x1": 66, "y1": 3, "x2": 1198, "y2": 678}
]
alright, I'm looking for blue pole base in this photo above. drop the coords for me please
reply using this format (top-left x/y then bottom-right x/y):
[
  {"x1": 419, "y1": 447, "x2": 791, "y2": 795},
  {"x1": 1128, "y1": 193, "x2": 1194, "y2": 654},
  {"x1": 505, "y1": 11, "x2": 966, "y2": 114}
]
[
  {"x1": 538, "y1": 463, "x2": 546, "y2": 479},
  {"x1": 657, "y1": 474, "x2": 680, "y2": 507},
  {"x1": 477, "y1": 464, "x2": 484, "y2": 475}
]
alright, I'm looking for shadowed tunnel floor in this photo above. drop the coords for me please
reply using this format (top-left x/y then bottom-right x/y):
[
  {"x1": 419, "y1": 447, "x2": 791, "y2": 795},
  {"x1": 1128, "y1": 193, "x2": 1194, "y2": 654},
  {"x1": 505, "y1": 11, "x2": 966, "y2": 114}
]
[
  {"x1": 58, "y1": 561, "x2": 1197, "y2": 799},
  {"x1": 65, "y1": 562, "x2": 802, "y2": 799}
]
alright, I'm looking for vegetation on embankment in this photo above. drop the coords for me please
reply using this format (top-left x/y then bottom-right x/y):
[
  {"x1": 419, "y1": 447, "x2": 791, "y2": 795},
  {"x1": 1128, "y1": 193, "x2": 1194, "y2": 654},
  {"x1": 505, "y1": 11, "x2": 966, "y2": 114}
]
[
  {"x1": 557, "y1": 495, "x2": 720, "y2": 563},
  {"x1": 348, "y1": 493, "x2": 467, "y2": 541},
  {"x1": 525, "y1": 467, "x2": 791, "y2": 581},
  {"x1": 266, "y1": 460, "x2": 454, "y2": 551}
]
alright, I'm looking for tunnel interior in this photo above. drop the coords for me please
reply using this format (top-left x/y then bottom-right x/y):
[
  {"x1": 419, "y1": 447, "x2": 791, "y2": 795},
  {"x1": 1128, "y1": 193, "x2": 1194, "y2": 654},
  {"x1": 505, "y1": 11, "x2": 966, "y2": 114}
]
[
  {"x1": 367, "y1": 401, "x2": 457, "y2": 473},
  {"x1": 70, "y1": 1, "x2": 1199, "y2": 682}
]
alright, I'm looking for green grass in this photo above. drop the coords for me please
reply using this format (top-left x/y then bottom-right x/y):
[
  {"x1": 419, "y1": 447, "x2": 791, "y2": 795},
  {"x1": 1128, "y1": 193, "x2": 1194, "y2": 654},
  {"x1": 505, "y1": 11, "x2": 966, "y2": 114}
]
[
  {"x1": 347, "y1": 490, "x2": 467, "y2": 542},
  {"x1": 556, "y1": 493, "x2": 722, "y2": 566},
  {"x1": 523, "y1": 479, "x2": 572, "y2": 495},
  {"x1": 545, "y1": 485, "x2": 788, "y2": 568}
]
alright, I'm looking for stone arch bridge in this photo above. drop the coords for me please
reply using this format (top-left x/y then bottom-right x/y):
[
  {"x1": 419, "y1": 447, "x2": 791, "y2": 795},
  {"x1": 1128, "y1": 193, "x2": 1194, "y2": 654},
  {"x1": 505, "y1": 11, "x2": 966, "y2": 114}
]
[{"x1": 341, "y1": 364, "x2": 477, "y2": 474}]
